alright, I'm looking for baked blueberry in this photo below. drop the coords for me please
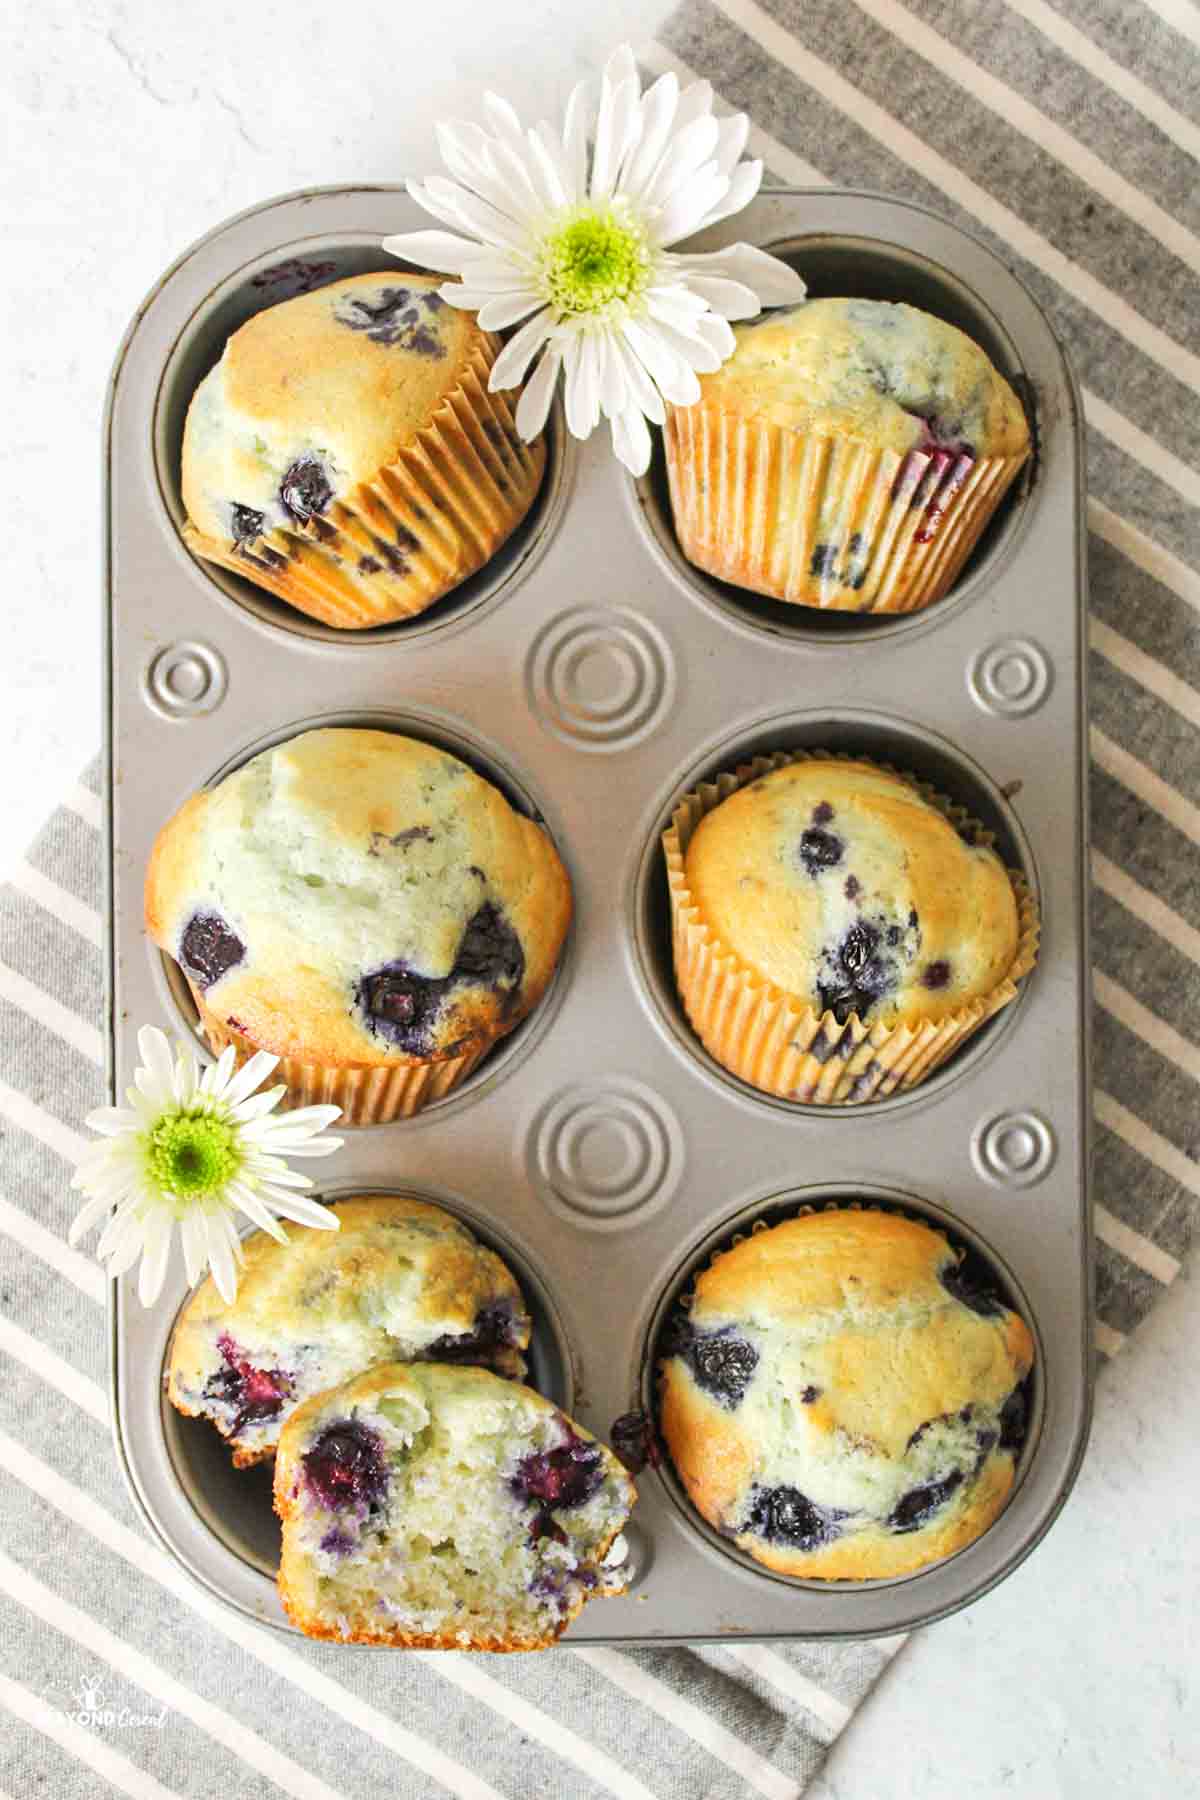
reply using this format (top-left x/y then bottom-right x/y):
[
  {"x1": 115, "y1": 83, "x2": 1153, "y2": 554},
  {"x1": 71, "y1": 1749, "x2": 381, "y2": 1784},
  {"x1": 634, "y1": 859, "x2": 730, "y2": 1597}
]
[
  {"x1": 743, "y1": 1484, "x2": 845, "y2": 1551},
  {"x1": 513, "y1": 1430, "x2": 604, "y2": 1511},
  {"x1": 302, "y1": 1419, "x2": 389, "y2": 1512},
  {"x1": 798, "y1": 826, "x2": 844, "y2": 876},
  {"x1": 279, "y1": 454, "x2": 333, "y2": 523},
  {"x1": 425, "y1": 1301, "x2": 520, "y2": 1364},
  {"x1": 939, "y1": 1258, "x2": 1004, "y2": 1318},
  {"x1": 202, "y1": 1334, "x2": 292, "y2": 1439},
  {"x1": 180, "y1": 911, "x2": 246, "y2": 989},
  {"x1": 231, "y1": 503, "x2": 265, "y2": 544},
  {"x1": 610, "y1": 1410, "x2": 659, "y2": 1474},
  {"x1": 817, "y1": 920, "x2": 891, "y2": 1022},
  {"x1": 888, "y1": 1468, "x2": 965, "y2": 1533},
  {"x1": 675, "y1": 1325, "x2": 759, "y2": 1409}
]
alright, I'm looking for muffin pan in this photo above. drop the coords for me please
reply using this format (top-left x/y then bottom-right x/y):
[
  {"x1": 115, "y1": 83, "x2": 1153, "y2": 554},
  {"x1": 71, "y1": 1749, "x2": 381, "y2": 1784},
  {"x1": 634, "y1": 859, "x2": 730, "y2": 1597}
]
[{"x1": 105, "y1": 184, "x2": 1091, "y2": 1642}]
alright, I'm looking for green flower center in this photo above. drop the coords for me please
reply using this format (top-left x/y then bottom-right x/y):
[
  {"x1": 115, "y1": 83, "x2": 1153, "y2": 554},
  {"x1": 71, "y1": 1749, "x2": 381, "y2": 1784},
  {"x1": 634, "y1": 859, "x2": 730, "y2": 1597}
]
[
  {"x1": 540, "y1": 205, "x2": 650, "y2": 317},
  {"x1": 146, "y1": 1111, "x2": 239, "y2": 1210}
]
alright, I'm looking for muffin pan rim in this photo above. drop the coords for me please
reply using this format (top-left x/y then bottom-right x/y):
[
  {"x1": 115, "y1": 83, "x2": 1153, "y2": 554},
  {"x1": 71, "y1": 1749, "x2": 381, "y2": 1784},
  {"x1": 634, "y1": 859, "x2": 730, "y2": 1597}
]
[{"x1": 106, "y1": 182, "x2": 1091, "y2": 1645}]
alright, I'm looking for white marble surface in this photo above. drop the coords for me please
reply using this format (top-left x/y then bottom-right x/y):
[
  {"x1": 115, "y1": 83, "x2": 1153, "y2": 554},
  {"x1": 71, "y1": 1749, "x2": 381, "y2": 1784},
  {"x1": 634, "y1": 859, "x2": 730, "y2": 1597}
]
[{"x1": 4, "y1": 2, "x2": 1198, "y2": 1793}]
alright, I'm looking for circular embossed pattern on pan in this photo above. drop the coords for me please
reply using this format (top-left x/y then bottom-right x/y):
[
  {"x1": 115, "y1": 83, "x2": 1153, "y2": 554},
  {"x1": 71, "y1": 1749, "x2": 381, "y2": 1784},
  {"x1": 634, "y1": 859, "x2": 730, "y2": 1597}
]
[
  {"x1": 526, "y1": 607, "x2": 675, "y2": 750},
  {"x1": 968, "y1": 637, "x2": 1052, "y2": 720},
  {"x1": 144, "y1": 641, "x2": 228, "y2": 720},
  {"x1": 528, "y1": 1078, "x2": 683, "y2": 1230},
  {"x1": 639, "y1": 1184, "x2": 1043, "y2": 1592},
  {"x1": 972, "y1": 1110, "x2": 1056, "y2": 1189}
]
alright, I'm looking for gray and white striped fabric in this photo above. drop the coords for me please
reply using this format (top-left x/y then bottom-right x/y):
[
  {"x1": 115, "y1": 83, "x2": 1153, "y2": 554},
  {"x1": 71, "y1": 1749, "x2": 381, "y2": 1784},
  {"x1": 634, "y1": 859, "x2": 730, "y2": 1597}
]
[{"x1": 3, "y1": 1, "x2": 1198, "y2": 1791}]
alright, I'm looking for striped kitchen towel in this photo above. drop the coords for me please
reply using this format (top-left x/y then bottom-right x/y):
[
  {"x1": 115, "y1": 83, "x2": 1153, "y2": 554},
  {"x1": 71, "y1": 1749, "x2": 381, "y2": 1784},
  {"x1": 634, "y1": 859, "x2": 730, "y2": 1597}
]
[{"x1": 3, "y1": 1, "x2": 1199, "y2": 1792}]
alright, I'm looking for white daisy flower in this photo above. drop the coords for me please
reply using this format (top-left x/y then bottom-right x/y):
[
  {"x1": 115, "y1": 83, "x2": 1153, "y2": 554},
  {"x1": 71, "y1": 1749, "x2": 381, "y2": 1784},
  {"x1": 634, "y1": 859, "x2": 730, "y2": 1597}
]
[
  {"x1": 69, "y1": 1026, "x2": 343, "y2": 1307},
  {"x1": 382, "y1": 44, "x2": 806, "y2": 475}
]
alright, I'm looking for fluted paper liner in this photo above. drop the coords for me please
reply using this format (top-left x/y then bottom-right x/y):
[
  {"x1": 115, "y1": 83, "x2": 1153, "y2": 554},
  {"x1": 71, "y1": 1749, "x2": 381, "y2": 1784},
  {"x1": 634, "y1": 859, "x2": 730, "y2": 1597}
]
[
  {"x1": 664, "y1": 402, "x2": 1029, "y2": 616},
  {"x1": 189, "y1": 985, "x2": 491, "y2": 1125},
  {"x1": 663, "y1": 751, "x2": 1040, "y2": 1106},
  {"x1": 183, "y1": 336, "x2": 546, "y2": 630}
]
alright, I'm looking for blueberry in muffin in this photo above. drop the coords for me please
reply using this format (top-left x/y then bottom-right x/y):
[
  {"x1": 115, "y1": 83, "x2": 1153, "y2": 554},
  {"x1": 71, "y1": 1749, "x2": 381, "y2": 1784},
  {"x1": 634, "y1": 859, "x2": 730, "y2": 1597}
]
[
  {"x1": 167, "y1": 1194, "x2": 531, "y2": 1466},
  {"x1": 275, "y1": 1363, "x2": 635, "y2": 1648},
  {"x1": 658, "y1": 1209, "x2": 1034, "y2": 1580}
]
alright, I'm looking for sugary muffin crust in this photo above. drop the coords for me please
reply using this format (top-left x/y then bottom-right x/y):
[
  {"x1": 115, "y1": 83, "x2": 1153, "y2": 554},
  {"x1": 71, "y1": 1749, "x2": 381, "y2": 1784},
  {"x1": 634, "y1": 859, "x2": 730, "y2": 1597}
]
[
  {"x1": 682, "y1": 758, "x2": 1020, "y2": 1031},
  {"x1": 145, "y1": 727, "x2": 572, "y2": 1071},
  {"x1": 699, "y1": 298, "x2": 1029, "y2": 461},
  {"x1": 167, "y1": 1195, "x2": 531, "y2": 1466},
  {"x1": 659, "y1": 1209, "x2": 1035, "y2": 1581},
  {"x1": 275, "y1": 1363, "x2": 636, "y2": 1649}
]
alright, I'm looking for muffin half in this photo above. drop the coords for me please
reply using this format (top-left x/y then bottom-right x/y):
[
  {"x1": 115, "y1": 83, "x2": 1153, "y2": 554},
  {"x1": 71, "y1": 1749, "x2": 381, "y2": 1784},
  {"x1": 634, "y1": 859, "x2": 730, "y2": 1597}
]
[
  {"x1": 181, "y1": 272, "x2": 545, "y2": 628},
  {"x1": 275, "y1": 1363, "x2": 636, "y2": 1648},
  {"x1": 167, "y1": 1194, "x2": 531, "y2": 1466},
  {"x1": 145, "y1": 728, "x2": 572, "y2": 1122},
  {"x1": 665, "y1": 297, "x2": 1030, "y2": 616},
  {"x1": 659, "y1": 1208, "x2": 1034, "y2": 1580}
]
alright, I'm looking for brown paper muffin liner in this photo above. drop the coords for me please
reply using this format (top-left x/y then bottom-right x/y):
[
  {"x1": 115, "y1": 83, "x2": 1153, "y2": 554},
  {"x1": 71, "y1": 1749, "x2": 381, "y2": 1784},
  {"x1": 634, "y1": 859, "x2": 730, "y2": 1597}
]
[
  {"x1": 663, "y1": 402, "x2": 1029, "y2": 616},
  {"x1": 663, "y1": 751, "x2": 1040, "y2": 1106},
  {"x1": 183, "y1": 336, "x2": 546, "y2": 630},
  {"x1": 189, "y1": 985, "x2": 492, "y2": 1125}
]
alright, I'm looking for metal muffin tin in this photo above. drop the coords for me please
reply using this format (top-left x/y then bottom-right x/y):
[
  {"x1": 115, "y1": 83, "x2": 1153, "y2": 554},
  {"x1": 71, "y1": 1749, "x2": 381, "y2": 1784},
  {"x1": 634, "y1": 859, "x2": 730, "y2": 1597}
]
[{"x1": 105, "y1": 184, "x2": 1091, "y2": 1643}]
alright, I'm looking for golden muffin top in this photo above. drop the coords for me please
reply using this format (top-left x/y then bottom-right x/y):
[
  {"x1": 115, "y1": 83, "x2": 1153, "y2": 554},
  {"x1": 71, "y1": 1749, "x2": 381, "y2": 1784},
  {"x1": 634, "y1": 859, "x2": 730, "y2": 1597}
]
[
  {"x1": 145, "y1": 728, "x2": 572, "y2": 1067},
  {"x1": 659, "y1": 1208, "x2": 1035, "y2": 1580},
  {"x1": 695, "y1": 298, "x2": 1029, "y2": 460},
  {"x1": 182, "y1": 272, "x2": 490, "y2": 546},
  {"x1": 682, "y1": 758, "x2": 1020, "y2": 1029}
]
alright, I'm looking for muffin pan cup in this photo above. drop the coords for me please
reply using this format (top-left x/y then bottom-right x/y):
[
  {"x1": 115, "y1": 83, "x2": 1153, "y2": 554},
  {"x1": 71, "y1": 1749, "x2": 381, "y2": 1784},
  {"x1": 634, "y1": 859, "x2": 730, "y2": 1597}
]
[{"x1": 105, "y1": 185, "x2": 1090, "y2": 1643}]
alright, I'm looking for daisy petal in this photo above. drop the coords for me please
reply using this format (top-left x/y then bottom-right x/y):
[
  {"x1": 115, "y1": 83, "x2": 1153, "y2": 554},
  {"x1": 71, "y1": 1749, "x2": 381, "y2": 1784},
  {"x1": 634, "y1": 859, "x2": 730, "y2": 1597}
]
[
  {"x1": 254, "y1": 1103, "x2": 343, "y2": 1134},
  {"x1": 476, "y1": 292, "x2": 547, "y2": 331},
  {"x1": 219, "y1": 1052, "x2": 282, "y2": 1110},
  {"x1": 137, "y1": 1210, "x2": 173, "y2": 1307},
  {"x1": 515, "y1": 345, "x2": 563, "y2": 440},
  {"x1": 561, "y1": 79, "x2": 590, "y2": 205},
  {"x1": 68, "y1": 1187, "x2": 117, "y2": 1245},
  {"x1": 693, "y1": 313, "x2": 737, "y2": 362},
  {"x1": 257, "y1": 1192, "x2": 341, "y2": 1230},
  {"x1": 677, "y1": 276, "x2": 761, "y2": 321},
  {"x1": 490, "y1": 309, "x2": 556, "y2": 389},
  {"x1": 622, "y1": 72, "x2": 680, "y2": 201},
  {"x1": 563, "y1": 332, "x2": 602, "y2": 439},
  {"x1": 670, "y1": 242, "x2": 805, "y2": 305},
  {"x1": 612, "y1": 335, "x2": 666, "y2": 425},
  {"x1": 382, "y1": 229, "x2": 491, "y2": 275},
  {"x1": 205, "y1": 1215, "x2": 239, "y2": 1305},
  {"x1": 227, "y1": 1180, "x2": 288, "y2": 1242},
  {"x1": 526, "y1": 122, "x2": 571, "y2": 213},
  {"x1": 135, "y1": 1027, "x2": 176, "y2": 1105},
  {"x1": 102, "y1": 1215, "x2": 148, "y2": 1280},
  {"x1": 79, "y1": 1106, "x2": 141, "y2": 1137},
  {"x1": 622, "y1": 319, "x2": 703, "y2": 406},
  {"x1": 611, "y1": 405, "x2": 653, "y2": 476},
  {"x1": 642, "y1": 116, "x2": 721, "y2": 212},
  {"x1": 699, "y1": 160, "x2": 766, "y2": 229},
  {"x1": 404, "y1": 177, "x2": 483, "y2": 237},
  {"x1": 180, "y1": 1210, "x2": 206, "y2": 1288},
  {"x1": 674, "y1": 78, "x2": 715, "y2": 131},
  {"x1": 713, "y1": 112, "x2": 751, "y2": 180},
  {"x1": 655, "y1": 169, "x2": 731, "y2": 247}
]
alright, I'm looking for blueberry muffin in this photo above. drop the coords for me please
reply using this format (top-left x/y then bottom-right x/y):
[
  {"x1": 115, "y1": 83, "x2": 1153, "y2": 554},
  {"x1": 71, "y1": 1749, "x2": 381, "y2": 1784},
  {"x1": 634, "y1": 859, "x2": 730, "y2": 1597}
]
[
  {"x1": 181, "y1": 272, "x2": 545, "y2": 628},
  {"x1": 665, "y1": 297, "x2": 1030, "y2": 615},
  {"x1": 167, "y1": 1195, "x2": 531, "y2": 1466},
  {"x1": 275, "y1": 1363, "x2": 636, "y2": 1649},
  {"x1": 145, "y1": 728, "x2": 572, "y2": 1122},
  {"x1": 664, "y1": 753, "x2": 1037, "y2": 1104},
  {"x1": 659, "y1": 1209, "x2": 1034, "y2": 1580}
]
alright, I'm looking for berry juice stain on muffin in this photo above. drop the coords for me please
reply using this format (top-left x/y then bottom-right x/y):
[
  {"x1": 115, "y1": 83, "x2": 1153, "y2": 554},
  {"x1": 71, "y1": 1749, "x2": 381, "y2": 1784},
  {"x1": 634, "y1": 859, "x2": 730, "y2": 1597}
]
[
  {"x1": 356, "y1": 902, "x2": 526, "y2": 1055},
  {"x1": 333, "y1": 285, "x2": 447, "y2": 355},
  {"x1": 303, "y1": 1417, "x2": 390, "y2": 1513},
  {"x1": 658, "y1": 1209, "x2": 1035, "y2": 1580}
]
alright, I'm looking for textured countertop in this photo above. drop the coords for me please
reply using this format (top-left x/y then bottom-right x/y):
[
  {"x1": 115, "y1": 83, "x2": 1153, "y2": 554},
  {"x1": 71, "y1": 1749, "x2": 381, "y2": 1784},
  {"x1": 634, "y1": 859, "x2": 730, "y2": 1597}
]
[{"x1": 4, "y1": 1, "x2": 1198, "y2": 1793}]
